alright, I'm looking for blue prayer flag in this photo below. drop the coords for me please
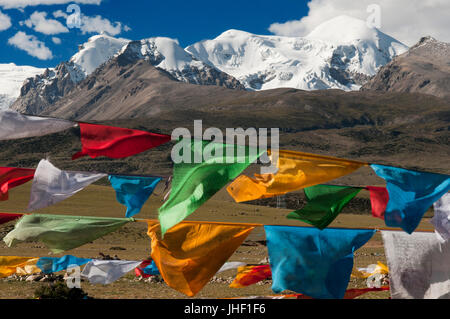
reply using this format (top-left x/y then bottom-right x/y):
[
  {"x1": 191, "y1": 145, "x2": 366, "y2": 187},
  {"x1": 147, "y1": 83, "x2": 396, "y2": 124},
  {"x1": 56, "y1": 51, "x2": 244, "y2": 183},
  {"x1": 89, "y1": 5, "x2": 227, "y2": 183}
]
[
  {"x1": 37, "y1": 255, "x2": 91, "y2": 274},
  {"x1": 370, "y1": 164, "x2": 450, "y2": 234},
  {"x1": 141, "y1": 261, "x2": 160, "y2": 276},
  {"x1": 109, "y1": 175, "x2": 162, "y2": 218},
  {"x1": 264, "y1": 225, "x2": 375, "y2": 299}
]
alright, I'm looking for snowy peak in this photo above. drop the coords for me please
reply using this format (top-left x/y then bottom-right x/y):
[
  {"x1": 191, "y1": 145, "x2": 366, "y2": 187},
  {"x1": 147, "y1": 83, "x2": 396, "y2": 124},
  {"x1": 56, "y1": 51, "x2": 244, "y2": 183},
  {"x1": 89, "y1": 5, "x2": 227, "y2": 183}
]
[
  {"x1": 186, "y1": 18, "x2": 408, "y2": 91},
  {"x1": 69, "y1": 34, "x2": 130, "y2": 82},
  {"x1": 0, "y1": 63, "x2": 45, "y2": 110}
]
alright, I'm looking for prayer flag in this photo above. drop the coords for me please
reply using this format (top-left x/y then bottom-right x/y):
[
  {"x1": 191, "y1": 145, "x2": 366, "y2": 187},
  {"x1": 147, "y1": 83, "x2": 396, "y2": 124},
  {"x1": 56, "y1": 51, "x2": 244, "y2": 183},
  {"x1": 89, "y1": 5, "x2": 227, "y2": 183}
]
[
  {"x1": 0, "y1": 167, "x2": 35, "y2": 201},
  {"x1": 108, "y1": 175, "x2": 162, "y2": 218},
  {"x1": 381, "y1": 230, "x2": 450, "y2": 299},
  {"x1": 431, "y1": 193, "x2": 450, "y2": 241},
  {"x1": 264, "y1": 225, "x2": 375, "y2": 299},
  {"x1": 72, "y1": 123, "x2": 171, "y2": 160},
  {"x1": 366, "y1": 186, "x2": 389, "y2": 219},
  {"x1": 0, "y1": 256, "x2": 39, "y2": 278},
  {"x1": 229, "y1": 265, "x2": 272, "y2": 288},
  {"x1": 0, "y1": 109, "x2": 75, "y2": 141},
  {"x1": 147, "y1": 221, "x2": 255, "y2": 296},
  {"x1": 287, "y1": 184, "x2": 362, "y2": 229},
  {"x1": 81, "y1": 260, "x2": 142, "y2": 284},
  {"x1": 227, "y1": 150, "x2": 366, "y2": 202},
  {"x1": 36, "y1": 255, "x2": 91, "y2": 274},
  {"x1": 3, "y1": 214, "x2": 132, "y2": 253},
  {"x1": 158, "y1": 139, "x2": 262, "y2": 235},
  {"x1": 0, "y1": 213, "x2": 23, "y2": 225},
  {"x1": 371, "y1": 164, "x2": 450, "y2": 234},
  {"x1": 135, "y1": 260, "x2": 160, "y2": 278},
  {"x1": 27, "y1": 159, "x2": 107, "y2": 211}
]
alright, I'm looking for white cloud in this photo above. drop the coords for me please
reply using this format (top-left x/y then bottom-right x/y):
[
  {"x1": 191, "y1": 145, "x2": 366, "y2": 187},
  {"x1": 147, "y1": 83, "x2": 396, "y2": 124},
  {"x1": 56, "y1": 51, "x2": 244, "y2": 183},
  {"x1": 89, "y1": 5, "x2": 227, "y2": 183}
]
[
  {"x1": 0, "y1": 0, "x2": 101, "y2": 9},
  {"x1": 79, "y1": 14, "x2": 124, "y2": 36},
  {"x1": 53, "y1": 10, "x2": 67, "y2": 19},
  {"x1": 8, "y1": 31, "x2": 53, "y2": 60},
  {"x1": 23, "y1": 11, "x2": 69, "y2": 35},
  {"x1": 268, "y1": 0, "x2": 450, "y2": 46},
  {"x1": 52, "y1": 36, "x2": 61, "y2": 44},
  {"x1": 0, "y1": 9, "x2": 11, "y2": 31}
]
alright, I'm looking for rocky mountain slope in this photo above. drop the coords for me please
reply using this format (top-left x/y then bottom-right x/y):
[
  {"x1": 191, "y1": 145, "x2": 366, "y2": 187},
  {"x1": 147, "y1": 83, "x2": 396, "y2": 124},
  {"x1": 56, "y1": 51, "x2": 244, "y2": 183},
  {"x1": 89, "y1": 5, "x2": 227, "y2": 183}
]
[
  {"x1": 0, "y1": 63, "x2": 45, "y2": 110},
  {"x1": 361, "y1": 36, "x2": 450, "y2": 99}
]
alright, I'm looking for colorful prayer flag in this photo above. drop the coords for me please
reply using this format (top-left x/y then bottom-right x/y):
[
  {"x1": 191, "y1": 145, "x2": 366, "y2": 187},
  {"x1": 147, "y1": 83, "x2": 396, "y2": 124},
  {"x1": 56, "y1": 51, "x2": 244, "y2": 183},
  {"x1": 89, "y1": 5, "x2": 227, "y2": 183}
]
[
  {"x1": 366, "y1": 186, "x2": 389, "y2": 219},
  {"x1": 72, "y1": 123, "x2": 171, "y2": 160},
  {"x1": 135, "y1": 260, "x2": 160, "y2": 278},
  {"x1": 3, "y1": 214, "x2": 133, "y2": 253},
  {"x1": 0, "y1": 109, "x2": 75, "y2": 141},
  {"x1": 229, "y1": 265, "x2": 272, "y2": 288},
  {"x1": 264, "y1": 225, "x2": 375, "y2": 299},
  {"x1": 287, "y1": 184, "x2": 362, "y2": 229},
  {"x1": 381, "y1": 230, "x2": 450, "y2": 299},
  {"x1": 81, "y1": 260, "x2": 142, "y2": 285},
  {"x1": 0, "y1": 256, "x2": 39, "y2": 278},
  {"x1": 108, "y1": 175, "x2": 162, "y2": 218},
  {"x1": 0, "y1": 213, "x2": 23, "y2": 225},
  {"x1": 27, "y1": 159, "x2": 107, "y2": 211},
  {"x1": 36, "y1": 255, "x2": 91, "y2": 274},
  {"x1": 147, "y1": 221, "x2": 255, "y2": 296},
  {"x1": 0, "y1": 167, "x2": 35, "y2": 201},
  {"x1": 371, "y1": 164, "x2": 450, "y2": 234},
  {"x1": 158, "y1": 139, "x2": 262, "y2": 235},
  {"x1": 431, "y1": 193, "x2": 450, "y2": 241},
  {"x1": 227, "y1": 150, "x2": 366, "y2": 202}
]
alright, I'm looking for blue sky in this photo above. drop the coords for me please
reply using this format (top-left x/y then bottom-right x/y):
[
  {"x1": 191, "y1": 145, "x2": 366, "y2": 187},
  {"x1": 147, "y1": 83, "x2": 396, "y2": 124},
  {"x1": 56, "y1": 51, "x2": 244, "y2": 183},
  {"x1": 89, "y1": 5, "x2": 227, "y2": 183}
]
[{"x1": 0, "y1": 0, "x2": 309, "y2": 68}]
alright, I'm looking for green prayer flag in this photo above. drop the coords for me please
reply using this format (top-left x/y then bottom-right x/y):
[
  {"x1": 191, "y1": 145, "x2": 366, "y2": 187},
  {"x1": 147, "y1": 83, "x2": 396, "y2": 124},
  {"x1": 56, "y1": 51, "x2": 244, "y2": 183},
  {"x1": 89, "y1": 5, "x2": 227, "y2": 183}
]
[
  {"x1": 159, "y1": 139, "x2": 263, "y2": 235},
  {"x1": 3, "y1": 214, "x2": 133, "y2": 253},
  {"x1": 287, "y1": 184, "x2": 362, "y2": 229}
]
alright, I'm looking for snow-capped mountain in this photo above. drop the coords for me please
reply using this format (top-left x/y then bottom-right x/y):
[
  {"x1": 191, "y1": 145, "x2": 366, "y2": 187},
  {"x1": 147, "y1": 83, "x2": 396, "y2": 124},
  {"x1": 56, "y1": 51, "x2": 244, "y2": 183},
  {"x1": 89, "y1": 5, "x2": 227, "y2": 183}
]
[
  {"x1": 0, "y1": 63, "x2": 45, "y2": 110},
  {"x1": 186, "y1": 15, "x2": 408, "y2": 91}
]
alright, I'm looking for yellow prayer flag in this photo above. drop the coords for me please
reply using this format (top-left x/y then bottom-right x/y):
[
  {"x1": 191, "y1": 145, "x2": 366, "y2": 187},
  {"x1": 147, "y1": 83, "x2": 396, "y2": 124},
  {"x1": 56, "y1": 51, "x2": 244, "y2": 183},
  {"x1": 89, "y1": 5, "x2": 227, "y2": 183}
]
[
  {"x1": 147, "y1": 221, "x2": 255, "y2": 297},
  {"x1": 0, "y1": 256, "x2": 40, "y2": 278},
  {"x1": 227, "y1": 150, "x2": 367, "y2": 202},
  {"x1": 351, "y1": 261, "x2": 389, "y2": 279}
]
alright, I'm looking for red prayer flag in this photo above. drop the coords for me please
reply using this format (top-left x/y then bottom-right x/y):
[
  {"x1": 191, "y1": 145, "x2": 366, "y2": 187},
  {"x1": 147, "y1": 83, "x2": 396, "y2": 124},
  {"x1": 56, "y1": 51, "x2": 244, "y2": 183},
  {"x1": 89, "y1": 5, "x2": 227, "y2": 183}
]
[
  {"x1": 296, "y1": 286, "x2": 389, "y2": 299},
  {"x1": 135, "y1": 260, "x2": 153, "y2": 278},
  {"x1": 0, "y1": 213, "x2": 23, "y2": 225},
  {"x1": 366, "y1": 186, "x2": 389, "y2": 220},
  {"x1": 72, "y1": 123, "x2": 172, "y2": 160},
  {"x1": 0, "y1": 167, "x2": 35, "y2": 201}
]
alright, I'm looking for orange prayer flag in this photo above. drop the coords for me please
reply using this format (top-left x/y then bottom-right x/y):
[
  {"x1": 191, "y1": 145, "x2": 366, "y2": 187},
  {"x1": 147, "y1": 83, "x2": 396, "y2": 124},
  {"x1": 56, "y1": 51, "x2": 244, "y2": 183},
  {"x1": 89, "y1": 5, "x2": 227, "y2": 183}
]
[
  {"x1": 0, "y1": 256, "x2": 40, "y2": 278},
  {"x1": 229, "y1": 265, "x2": 272, "y2": 288},
  {"x1": 227, "y1": 150, "x2": 367, "y2": 202},
  {"x1": 147, "y1": 221, "x2": 255, "y2": 297}
]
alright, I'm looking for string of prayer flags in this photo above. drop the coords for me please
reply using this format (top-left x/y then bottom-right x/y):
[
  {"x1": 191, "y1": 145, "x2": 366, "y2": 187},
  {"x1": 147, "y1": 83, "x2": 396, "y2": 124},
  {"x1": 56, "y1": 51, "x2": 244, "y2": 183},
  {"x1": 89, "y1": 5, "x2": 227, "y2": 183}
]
[
  {"x1": 431, "y1": 193, "x2": 450, "y2": 242},
  {"x1": 366, "y1": 186, "x2": 389, "y2": 220},
  {"x1": 0, "y1": 256, "x2": 39, "y2": 278},
  {"x1": 229, "y1": 265, "x2": 272, "y2": 288},
  {"x1": 264, "y1": 225, "x2": 376, "y2": 299},
  {"x1": 371, "y1": 164, "x2": 450, "y2": 234},
  {"x1": 3, "y1": 214, "x2": 133, "y2": 253},
  {"x1": 158, "y1": 139, "x2": 262, "y2": 236},
  {"x1": 295, "y1": 287, "x2": 390, "y2": 299},
  {"x1": 287, "y1": 184, "x2": 362, "y2": 229},
  {"x1": 0, "y1": 109, "x2": 76, "y2": 141},
  {"x1": 81, "y1": 260, "x2": 142, "y2": 285},
  {"x1": 227, "y1": 149, "x2": 366, "y2": 203},
  {"x1": 0, "y1": 213, "x2": 23, "y2": 225},
  {"x1": 36, "y1": 255, "x2": 91, "y2": 274},
  {"x1": 108, "y1": 175, "x2": 162, "y2": 218},
  {"x1": 27, "y1": 159, "x2": 107, "y2": 211},
  {"x1": 381, "y1": 230, "x2": 450, "y2": 299},
  {"x1": 0, "y1": 167, "x2": 35, "y2": 201},
  {"x1": 72, "y1": 122, "x2": 171, "y2": 160},
  {"x1": 147, "y1": 221, "x2": 255, "y2": 296}
]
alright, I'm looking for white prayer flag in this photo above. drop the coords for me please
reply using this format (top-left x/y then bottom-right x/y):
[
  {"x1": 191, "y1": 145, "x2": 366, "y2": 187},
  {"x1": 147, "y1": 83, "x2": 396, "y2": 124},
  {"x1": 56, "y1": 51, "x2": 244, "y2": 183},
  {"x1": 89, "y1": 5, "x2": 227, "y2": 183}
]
[
  {"x1": 216, "y1": 261, "x2": 246, "y2": 274},
  {"x1": 81, "y1": 260, "x2": 142, "y2": 285},
  {"x1": 28, "y1": 159, "x2": 107, "y2": 211},
  {"x1": 381, "y1": 230, "x2": 450, "y2": 299},
  {"x1": 431, "y1": 193, "x2": 450, "y2": 242},
  {"x1": 0, "y1": 109, "x2": 75, "y2": 140}
]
